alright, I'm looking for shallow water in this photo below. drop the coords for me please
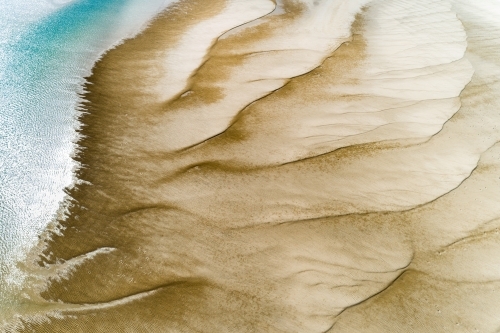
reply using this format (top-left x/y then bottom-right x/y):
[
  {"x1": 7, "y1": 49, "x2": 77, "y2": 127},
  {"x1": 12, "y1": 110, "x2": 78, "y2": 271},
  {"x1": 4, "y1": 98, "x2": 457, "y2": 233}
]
[{"x1": 0, "y1": 0, "x2": 173, "y2": 316}]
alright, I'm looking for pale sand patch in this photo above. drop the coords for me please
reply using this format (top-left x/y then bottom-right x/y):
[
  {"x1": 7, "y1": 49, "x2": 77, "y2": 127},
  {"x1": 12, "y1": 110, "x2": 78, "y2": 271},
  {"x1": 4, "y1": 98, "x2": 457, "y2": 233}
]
[{"x1": 152, "y1": 0, "x2": 276, "y2": 102}]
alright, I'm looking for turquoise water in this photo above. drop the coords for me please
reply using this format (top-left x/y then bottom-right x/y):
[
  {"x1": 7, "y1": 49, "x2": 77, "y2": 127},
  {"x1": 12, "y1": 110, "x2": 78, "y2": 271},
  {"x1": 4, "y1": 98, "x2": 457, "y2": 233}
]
[{"x1": 0, "y1": 0, "x2": 173, "y2": 312}]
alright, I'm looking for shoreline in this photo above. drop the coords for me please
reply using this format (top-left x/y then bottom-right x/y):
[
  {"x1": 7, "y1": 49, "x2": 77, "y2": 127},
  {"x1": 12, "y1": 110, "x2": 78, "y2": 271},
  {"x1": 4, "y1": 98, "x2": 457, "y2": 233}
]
[{"x1": 0, "y1": 0, "x2": 183, "y2": 324}]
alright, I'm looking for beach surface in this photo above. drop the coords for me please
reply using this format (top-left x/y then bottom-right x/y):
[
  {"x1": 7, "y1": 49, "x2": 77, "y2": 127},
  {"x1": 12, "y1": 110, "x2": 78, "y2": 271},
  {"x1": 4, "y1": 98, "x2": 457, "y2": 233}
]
[{"x1": 4, "y1": 0, "x2": 500, "y2": 331}]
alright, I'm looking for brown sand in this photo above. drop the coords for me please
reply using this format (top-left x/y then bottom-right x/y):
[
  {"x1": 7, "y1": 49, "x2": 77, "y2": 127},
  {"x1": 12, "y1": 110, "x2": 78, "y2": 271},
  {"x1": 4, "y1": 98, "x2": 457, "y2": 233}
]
[{"x1": 4, "y1": 0, "x2": 500, "y2": 332}]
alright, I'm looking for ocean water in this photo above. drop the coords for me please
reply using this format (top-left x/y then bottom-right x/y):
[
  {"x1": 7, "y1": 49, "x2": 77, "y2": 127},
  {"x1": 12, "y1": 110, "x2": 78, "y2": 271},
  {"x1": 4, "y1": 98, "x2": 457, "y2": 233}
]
[{"x1": 0, "y1": 0, "x2": 174, "y2": 312}]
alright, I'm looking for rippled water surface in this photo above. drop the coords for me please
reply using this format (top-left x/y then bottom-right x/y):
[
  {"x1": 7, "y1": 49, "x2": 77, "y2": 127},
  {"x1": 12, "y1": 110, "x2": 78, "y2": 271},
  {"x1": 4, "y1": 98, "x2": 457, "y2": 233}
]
[{"x1": 0, "y1": 0, "x2": 172, "y2": 314}]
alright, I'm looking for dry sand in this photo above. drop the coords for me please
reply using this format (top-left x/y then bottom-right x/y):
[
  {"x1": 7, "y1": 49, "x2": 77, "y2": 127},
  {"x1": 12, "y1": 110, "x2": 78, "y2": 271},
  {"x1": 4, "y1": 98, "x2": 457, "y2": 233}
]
[{"x1": 3, "y1": 0, "x2": 500, "y2": 332}]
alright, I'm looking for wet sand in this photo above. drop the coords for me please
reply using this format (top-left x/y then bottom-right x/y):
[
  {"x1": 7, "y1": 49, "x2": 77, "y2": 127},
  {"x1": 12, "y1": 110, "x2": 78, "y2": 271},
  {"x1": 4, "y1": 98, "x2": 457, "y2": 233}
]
[{"x1": 4, "y1": 0, "x2": 500, "y2": 331}]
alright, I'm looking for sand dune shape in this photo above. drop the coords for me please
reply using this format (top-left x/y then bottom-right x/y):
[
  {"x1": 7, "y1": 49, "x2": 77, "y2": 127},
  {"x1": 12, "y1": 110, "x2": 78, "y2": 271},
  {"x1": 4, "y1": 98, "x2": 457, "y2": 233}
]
[{"x1": 3, "y1": 0, "x2": 500, "y2": 332}]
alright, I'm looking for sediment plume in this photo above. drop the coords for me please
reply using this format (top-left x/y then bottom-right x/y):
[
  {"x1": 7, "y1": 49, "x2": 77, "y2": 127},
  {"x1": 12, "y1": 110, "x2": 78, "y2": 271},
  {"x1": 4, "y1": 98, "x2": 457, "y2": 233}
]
[{"x1": 4, "y1": 0, "x2": 500, "y2": 331}]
